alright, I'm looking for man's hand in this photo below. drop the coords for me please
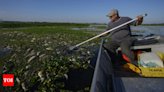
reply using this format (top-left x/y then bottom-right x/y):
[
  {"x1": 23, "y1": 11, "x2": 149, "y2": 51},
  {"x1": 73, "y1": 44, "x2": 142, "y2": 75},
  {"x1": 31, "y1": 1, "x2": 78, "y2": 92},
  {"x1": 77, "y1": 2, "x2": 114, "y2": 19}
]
[
  {"x1": 96, "y1": 36, "x2": 101, "y2": 39},
  {"x1": 96, "y1": 33, "x2": 109, "y2": 39},
  {"x1": 136, "y1": 15, "x2": 143, "y2": 25}
]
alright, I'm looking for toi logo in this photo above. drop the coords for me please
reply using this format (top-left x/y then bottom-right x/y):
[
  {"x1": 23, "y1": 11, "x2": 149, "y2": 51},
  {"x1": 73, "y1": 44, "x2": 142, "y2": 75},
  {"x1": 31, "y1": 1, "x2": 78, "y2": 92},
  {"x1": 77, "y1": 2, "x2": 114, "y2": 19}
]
[{"x1": 3, "y1": 74, "x2": 14, "y2": 86}]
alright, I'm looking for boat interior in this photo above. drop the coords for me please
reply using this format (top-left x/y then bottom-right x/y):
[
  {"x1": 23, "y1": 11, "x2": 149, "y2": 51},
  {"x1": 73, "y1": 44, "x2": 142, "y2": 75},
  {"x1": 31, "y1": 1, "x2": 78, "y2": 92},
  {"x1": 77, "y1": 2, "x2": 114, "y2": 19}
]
[
  {"x1": 90, "y1": 34, "x2": 164, "y2": 92},
  {"x1": 105, "y1": 34, "x2": 164, "y2": 77}
]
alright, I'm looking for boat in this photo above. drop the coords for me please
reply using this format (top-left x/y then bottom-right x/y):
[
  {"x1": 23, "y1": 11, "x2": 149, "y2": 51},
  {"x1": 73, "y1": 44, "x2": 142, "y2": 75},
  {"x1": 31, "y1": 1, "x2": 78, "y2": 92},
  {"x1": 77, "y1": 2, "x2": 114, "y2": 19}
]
[{"x1": 90, "y1": 34, "x2": 164, "y2": 92}]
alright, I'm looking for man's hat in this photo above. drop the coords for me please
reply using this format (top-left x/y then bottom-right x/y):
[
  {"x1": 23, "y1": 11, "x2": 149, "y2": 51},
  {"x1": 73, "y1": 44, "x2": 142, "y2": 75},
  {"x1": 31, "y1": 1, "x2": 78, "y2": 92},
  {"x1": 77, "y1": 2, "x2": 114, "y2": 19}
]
[{"x1": 106, "y1": 9, "x2": 118, "y2": 17}]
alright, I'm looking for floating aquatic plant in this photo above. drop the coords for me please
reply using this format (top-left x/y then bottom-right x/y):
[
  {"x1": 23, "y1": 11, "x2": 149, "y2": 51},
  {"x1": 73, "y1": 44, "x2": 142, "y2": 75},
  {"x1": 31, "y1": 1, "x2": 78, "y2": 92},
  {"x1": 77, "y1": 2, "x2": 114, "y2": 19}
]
[{"x1": 3, "y1": 26, "x2": 99, "y2": 91}]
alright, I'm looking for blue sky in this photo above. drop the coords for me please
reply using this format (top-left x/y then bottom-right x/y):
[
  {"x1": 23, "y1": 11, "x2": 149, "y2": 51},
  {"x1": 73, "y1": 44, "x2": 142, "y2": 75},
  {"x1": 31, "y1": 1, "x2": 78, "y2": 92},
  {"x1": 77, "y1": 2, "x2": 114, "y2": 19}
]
[{"x1": 2, "y1": 0, "x2": 164, "y2": 24}]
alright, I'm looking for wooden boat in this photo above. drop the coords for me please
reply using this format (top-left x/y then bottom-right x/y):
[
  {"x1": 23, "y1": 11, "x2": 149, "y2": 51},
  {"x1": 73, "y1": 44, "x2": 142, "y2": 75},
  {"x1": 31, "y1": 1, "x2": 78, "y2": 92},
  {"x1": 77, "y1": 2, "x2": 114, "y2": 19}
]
[{"x1": 90, "y1": 34, "x2": 164, "y2": 92}]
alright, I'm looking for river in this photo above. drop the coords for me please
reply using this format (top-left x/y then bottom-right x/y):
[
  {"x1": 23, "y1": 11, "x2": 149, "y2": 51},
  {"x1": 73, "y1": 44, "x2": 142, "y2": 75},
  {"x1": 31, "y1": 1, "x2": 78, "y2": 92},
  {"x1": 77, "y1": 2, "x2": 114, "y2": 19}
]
[{"x1": 72, "y1": 25, "x2": 164, "y2": 37}]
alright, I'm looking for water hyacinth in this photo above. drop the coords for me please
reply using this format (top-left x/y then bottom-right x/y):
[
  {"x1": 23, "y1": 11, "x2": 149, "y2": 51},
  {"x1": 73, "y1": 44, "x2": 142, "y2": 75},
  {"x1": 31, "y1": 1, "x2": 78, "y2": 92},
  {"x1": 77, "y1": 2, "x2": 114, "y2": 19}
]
[{"x1": 3, "y1": 26, "x2": 99, "y2": 91}]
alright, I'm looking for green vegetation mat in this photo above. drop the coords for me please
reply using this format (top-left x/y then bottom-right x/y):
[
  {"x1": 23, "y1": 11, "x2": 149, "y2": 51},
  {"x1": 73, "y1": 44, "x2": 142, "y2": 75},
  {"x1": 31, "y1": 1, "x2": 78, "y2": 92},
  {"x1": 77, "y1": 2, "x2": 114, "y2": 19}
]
[
  {"x1": 3, "y1": 22, "x2": 89, "y2": 28},
  {"x1": 3, "y1": 24, "x2": 111, "y2": 92}
]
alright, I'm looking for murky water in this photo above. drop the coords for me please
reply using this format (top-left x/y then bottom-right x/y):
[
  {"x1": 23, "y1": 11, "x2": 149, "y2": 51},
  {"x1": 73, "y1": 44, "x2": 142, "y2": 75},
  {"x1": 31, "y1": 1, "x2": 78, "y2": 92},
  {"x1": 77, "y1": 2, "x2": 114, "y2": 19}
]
[
  {"x1": 131, "y1": 26, "x2": 164, "y2": 36},
  {"x1": 72, "y1": 25, "x2": 164, "y2": 37},
  {"x1": 63, "y1": 48, "x2": 99, "y2": 91}
]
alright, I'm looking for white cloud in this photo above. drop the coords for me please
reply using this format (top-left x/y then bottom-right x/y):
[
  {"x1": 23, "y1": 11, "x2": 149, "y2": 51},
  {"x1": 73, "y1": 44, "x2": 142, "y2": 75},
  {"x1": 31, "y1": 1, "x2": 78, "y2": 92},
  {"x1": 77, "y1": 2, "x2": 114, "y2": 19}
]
[{"x1": 3, "y1": 11, "x2": 6, "y2": 13}]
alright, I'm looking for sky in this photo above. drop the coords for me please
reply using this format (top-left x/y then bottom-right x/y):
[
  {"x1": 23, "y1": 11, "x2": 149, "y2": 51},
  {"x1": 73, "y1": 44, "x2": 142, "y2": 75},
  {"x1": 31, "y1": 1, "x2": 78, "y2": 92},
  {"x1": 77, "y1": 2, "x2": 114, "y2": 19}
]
[{"x1": 2, "y1": 0, "x2": 164, "y2": 24}]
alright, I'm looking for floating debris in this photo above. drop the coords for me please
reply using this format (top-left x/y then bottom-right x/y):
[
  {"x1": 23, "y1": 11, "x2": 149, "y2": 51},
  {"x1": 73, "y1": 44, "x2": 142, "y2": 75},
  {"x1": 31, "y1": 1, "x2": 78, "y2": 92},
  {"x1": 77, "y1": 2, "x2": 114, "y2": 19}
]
[
  {"x1": 31, "y1": 40, "x2": 35, "y2": 42},
  {"x1": 31, "y1": 50, "x2": 35, "y2": 53},
  {"x1": 28, "y1": 56, "x2": 37, "y2": 63},
  {"x1": 25, "y1": 52, "x2": 35, "y2": 58},
  {"x1": 77, "y1": 48, "x2": 84, "y2": 51},
  {"x1": 46, "y1": 47, "x2": 53, "y2": 50},
  {"x1": 36, "y1": 51, "x2": 41, "y2": 56},
  {"x1": 53, "y1": 40, "x2": 57, "y2": 43},
  {"x1": 69, "y1": 58, "x2": 72, "y2": 61},
  {"x1": 31, "y1": 70, "x2": 36, "y2": 76},
  {"x1": 81, "y1": 52, "x2": 86, "y2": 55},
  {"x1": 63, "y1": 41, "x2": 68, "y2": 45},
  {"x1": 38, "y1": 71, "x2": 44, "y2": 78},
  {"x1": 46, "y1": 73, "x2": 50, "y2": 79},
  {"x1": 88, "y1": 60, "x2": 90, "y2": 64},
  {"x1": 26, "y1": 48, "x2": 32, "y2": 52},
  {"x1": 44, "y1": 43, "x2": 49, "y2": 46},
  {"x1": 16, "y1": 77, "x2": 20, "y2": 84},
  {"x1": 24, "y1": 70, "x2": 29, "y2": 77},
  {"x1": 26, "y1": 65, "x2": 31, "y2": 69},
  {"x1": 16, "y1": 59, "x2": 21, "y2": 63},
  {"x1": 91, "y1": 43, "x2": 96, "y2": 46},
  {"x1": 39, "y1": 55, "x2": 50, "y2": 61},
  {"x1": 10, "y1": 39, "x2": 16, "y2": 41},
  {"x1": 39, "y1": 54, "x2": 46, "y2": 58},
  {"x1": 38, "y1": 71, "x2": 45, "y2": 82},
  {"x1": 3, "y1": 69, "x2": 8, "y2": 73},
  {"x1": 57, "y1": 51, "x2": 61, "y2": 54},
  {"x1": 48, "y1": 41, "x2": 52, "y2": 44},
  {"x1": 7, "y1": 59, "x2": 12, "y2": 62},
  {"x1": 70, "y1": 64, "x2": 74, "y2": 68},
  {"x1": 87, "y1": 51, "x2": 90, "y2": 54},
  {"x1": 21, "y1": 82, "x2": 28, "y2": 92},
  {"x1": 32, "y1": 38, "x2": 36, "y2": 40},
  {"x1": 72, "y1": 58, "x2": 76, "y2": 62},
  {"x1": 64, "y1": 74, "x2": 68, "y2": 80},
  {"x1": 77, "y1": 55, "x2": 85, "y2": 59},
  {"x1": 3, "y1": 30, "x2": 99, "y2": 91}
]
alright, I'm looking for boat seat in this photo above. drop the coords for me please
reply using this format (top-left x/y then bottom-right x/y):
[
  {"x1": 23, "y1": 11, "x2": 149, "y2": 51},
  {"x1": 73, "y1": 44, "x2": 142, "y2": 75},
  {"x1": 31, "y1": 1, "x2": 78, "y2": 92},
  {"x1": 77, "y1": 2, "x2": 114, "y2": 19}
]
[{"x1": 116, "y1": 39, "x2": 164, "y2": 54}]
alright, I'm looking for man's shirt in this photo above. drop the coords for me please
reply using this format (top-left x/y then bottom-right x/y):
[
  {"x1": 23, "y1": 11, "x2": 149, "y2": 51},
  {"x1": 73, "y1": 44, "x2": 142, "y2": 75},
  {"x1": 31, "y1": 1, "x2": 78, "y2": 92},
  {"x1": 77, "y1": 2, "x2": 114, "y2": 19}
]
[{"x1": 106, "y1": 17, "x2": 136, "y2": 42}]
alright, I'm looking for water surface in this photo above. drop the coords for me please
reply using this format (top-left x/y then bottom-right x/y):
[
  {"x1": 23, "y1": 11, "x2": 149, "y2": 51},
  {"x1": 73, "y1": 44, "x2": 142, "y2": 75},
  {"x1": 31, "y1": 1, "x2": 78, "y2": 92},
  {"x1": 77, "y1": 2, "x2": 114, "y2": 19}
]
[{"x1": 72, "y1": 25, "x2": 164, "y2": 37}]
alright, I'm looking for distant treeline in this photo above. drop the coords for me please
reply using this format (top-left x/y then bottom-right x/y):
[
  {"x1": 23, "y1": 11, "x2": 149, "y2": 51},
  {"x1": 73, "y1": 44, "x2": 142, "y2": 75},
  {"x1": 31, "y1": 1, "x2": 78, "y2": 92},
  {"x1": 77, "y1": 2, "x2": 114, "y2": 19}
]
[
  {"x1": 141, "y1": 24, "x2": 164, "y2": 26},
  {"x1": 3, "y1": 22, "x2": 90, "y2": 28}
]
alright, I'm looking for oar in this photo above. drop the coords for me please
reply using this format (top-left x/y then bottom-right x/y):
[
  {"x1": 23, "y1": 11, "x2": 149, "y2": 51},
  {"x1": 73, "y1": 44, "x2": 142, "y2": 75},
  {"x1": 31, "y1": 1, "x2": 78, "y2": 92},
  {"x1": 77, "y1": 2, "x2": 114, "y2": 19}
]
[{"x1": 68, "y1": 14, "x2": 147, "y2": 51}]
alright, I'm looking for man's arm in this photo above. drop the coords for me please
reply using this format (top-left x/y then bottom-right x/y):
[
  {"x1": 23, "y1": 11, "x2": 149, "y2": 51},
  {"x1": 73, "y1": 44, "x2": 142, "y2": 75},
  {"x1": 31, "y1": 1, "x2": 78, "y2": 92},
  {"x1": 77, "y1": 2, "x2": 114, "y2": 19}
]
[
  {"x1": 136, "y1": 15, "x2": 143, "y2": 26},
  {"x1": 97, "y1": 23, "x2": 111, "y2": 39}
]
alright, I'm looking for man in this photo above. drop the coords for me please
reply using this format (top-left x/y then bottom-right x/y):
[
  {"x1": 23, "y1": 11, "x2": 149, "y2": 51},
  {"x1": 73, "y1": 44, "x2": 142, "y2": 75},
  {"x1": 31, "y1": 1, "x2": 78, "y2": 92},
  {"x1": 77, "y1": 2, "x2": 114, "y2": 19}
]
[{"x1": 97, "y1": 9, "x2": 143, "y2": 66}]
